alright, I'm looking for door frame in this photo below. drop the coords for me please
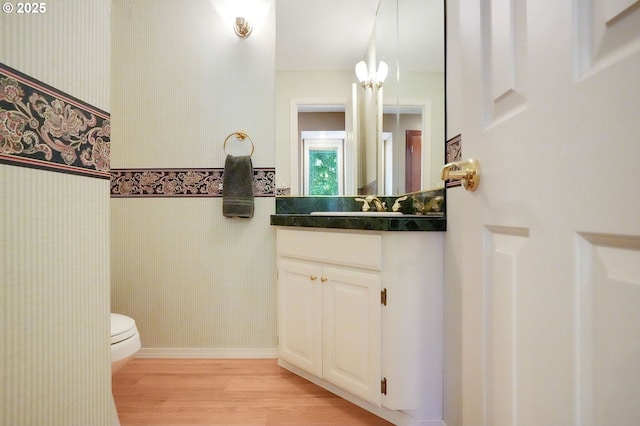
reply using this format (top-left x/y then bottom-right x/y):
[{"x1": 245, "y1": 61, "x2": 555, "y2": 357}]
[{"x1": 289, "y1": 98, "x2": 348, "y2": 196}]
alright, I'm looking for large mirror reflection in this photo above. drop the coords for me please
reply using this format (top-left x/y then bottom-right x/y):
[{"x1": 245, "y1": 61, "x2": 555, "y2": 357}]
[{"x1": 275, "y1": 0, "x2": 445, "y2": 196}]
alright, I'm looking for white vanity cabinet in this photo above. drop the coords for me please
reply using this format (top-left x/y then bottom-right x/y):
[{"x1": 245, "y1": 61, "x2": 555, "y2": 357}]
[
  {"x1": 277, "y1": 229, "x2": 383, "y2": 405},
  {"x1": 276, "y1": 227, "x2": 445, "y2": 425}
]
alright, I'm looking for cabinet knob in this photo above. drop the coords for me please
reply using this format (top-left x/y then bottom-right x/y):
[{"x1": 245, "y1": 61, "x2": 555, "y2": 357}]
[
  {"x1": 310, "y1": 275, "x2": 318, "y2": 281},
  {"x1": 321, "y1": 276, "x2": 328, "y2": 282}
]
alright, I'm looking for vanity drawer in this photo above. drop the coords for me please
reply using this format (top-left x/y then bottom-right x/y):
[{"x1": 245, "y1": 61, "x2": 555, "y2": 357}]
[{"x1": 276, "y1": 229, "x2": 382, "y2": 271}]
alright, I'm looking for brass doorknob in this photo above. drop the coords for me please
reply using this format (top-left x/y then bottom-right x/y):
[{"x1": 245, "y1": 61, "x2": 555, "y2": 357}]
[{"x1": 441, "y1": 158, "x2": 480, "y2": 192}]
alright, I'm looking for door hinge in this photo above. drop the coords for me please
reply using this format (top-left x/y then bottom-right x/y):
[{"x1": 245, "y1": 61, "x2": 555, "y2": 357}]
[
  {"x1": 381, "y1": 377, "x2": 387, "y2": 395},
  {"x1": 381, "y1": 288, "x2": 387, "y2": 306}
]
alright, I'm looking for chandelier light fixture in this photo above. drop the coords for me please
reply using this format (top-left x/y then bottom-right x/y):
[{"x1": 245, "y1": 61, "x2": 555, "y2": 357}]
[{"x1": 354, "y1": 60, "x2": 389, "y2": 89}]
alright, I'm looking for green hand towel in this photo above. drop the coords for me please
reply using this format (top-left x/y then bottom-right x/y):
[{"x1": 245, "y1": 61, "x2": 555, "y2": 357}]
[{"x1": 222, "y1": 155, "x2": 254, "y2": 218}]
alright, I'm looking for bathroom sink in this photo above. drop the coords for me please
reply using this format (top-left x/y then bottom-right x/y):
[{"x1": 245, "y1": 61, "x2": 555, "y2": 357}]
[{"x1": 310, "y1": 211, "x2": 403, "y2": 217}]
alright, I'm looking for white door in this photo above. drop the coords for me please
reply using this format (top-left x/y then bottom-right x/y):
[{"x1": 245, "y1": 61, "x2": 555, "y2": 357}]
[
  {"x1": 451, "y1": 1, "x2": 640, "y2": 425},
  {"x1": 277, "y1": 259, "x2": 323, "y2": 377},
  {"x1": 322, "y1": 266, "x2": 381, "y2": 405}
]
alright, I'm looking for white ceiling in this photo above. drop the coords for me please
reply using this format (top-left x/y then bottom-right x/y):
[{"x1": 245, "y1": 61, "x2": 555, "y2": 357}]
[
  {"x1": 275, "y1": 0, "x2": 445, "y2": 72},
  {"x1": 276, "y1": 0, "x2": 378, "y2": 71}
]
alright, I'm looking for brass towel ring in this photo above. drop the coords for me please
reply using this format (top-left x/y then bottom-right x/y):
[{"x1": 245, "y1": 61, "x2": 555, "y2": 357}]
[{"x1": 223, "y1": 131, "x2": 254, "y2": 157}]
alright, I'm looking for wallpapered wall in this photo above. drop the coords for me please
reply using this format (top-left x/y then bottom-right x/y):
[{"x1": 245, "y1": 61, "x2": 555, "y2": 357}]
[
  {"x1": 110, "y1": 0, "x2": 277, "y2": 355},
  {"x1": 0, "y1": 1, "x2": 113, "y2": 424}
]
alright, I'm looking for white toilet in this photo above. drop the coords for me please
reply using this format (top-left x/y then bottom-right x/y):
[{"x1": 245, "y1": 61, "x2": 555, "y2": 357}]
[{"x1": 110, "y1": 313, "x2": 141, "y2": 374}]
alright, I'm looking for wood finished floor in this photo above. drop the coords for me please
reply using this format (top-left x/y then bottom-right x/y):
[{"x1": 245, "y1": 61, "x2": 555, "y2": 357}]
[{"x1": 112, "y1": 358, "x2": 393, "y2": 426}]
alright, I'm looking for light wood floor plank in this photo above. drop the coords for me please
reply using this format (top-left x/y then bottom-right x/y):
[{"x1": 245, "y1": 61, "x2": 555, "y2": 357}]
[{"x1": 113, "y1": 358, "x2": 392, "y2": 425}]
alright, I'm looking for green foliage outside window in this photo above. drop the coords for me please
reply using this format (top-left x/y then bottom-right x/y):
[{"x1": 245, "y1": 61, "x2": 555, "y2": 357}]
[{"x1": 308, "y1": 150, "x2": 338, "y2": 195}]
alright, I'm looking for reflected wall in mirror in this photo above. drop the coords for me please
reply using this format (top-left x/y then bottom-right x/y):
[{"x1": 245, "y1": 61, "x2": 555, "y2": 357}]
[
  {"x1": 275, "y1": 0, "x2": 445, "y2": 196},
  {"x1": 376, "y1": 0, "x2": 445, "y2": 194}
]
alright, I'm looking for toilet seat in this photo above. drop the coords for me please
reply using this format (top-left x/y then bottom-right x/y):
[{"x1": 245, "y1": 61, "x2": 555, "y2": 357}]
[
  {"x1": 111, "y1": 313, "x2": 141, "y2": 372},
  {"x1": 111, "y1": 313, "x2": 138, "y2": 344}
]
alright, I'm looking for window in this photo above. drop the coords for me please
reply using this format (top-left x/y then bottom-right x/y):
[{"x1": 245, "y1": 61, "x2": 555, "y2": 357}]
[{"x1": 302, "y1": 137, "x2": 344, "y2": 196}]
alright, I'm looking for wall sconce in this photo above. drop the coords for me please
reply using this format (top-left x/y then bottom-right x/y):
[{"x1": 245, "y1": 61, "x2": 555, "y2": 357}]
[
  {"x1": 354, "y1": 60, "x2": 389, "y2": 90},
  {"x1": 234, "y1": 17, "x2": 252, "y2": 38}
]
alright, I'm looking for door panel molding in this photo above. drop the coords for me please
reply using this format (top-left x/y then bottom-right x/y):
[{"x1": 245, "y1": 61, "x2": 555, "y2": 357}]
[
  {"x1": 484, "y1": 225, "x2": 530, "y2": 426},
  {"x1": 483, "y1": 0, "x2": 528, "y2": 125},
  {"x1": 576, "y1": 232, "x2": 640, "y2": 426},
  {"x1": 575, "y1": 0, "x2": 640, "y2": 78}
]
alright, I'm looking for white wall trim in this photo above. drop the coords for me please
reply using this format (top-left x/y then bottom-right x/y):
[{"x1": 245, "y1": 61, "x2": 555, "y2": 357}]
[{"x1": 136, "y1": 348, "x2": 278, "y2": 359}]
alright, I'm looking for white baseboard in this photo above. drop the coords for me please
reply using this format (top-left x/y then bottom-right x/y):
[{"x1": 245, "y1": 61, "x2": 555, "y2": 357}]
[{"x1": 136, "y1": 347, "x2": 278, "y2": 359}]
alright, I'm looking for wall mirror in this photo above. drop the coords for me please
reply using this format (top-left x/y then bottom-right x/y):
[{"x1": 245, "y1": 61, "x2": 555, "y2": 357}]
[{"x1": 275, "y1": 0, "x2": 445, "y2": 196}]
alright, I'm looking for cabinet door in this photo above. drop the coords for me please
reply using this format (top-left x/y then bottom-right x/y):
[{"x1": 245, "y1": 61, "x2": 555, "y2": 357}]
[
  {"x1": 322, "y1": 267, "x2": 382, "y2": 406},
  {"x1": 277, "y1": 259, "x2": 322, "y2": 377}
]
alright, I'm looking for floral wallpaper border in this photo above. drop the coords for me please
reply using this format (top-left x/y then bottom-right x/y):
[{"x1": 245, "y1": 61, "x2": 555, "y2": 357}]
[
  {"x1": 445, "y1": 134, "x2": 462, "y2": 189},
  {"x1": 0, "y1": 63, "x2": 110, "y2": 179},
  {"x1": 111, "y1": 168, "x2": 276, "y2": 198}
]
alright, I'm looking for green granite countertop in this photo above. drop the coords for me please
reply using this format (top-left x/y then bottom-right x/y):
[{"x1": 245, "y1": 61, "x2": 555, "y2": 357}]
[
  {"x1": 270, "y1": 191, "x2": 446, "y2": 232},
  {"x1": 270, "y1": 213, "x2": 446, "y2": 232}
]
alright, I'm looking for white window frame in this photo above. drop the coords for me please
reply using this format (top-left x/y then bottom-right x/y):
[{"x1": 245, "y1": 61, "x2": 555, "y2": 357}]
[{"x1": 301, "y1": 132, "x2": 345, "y2": 196}]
